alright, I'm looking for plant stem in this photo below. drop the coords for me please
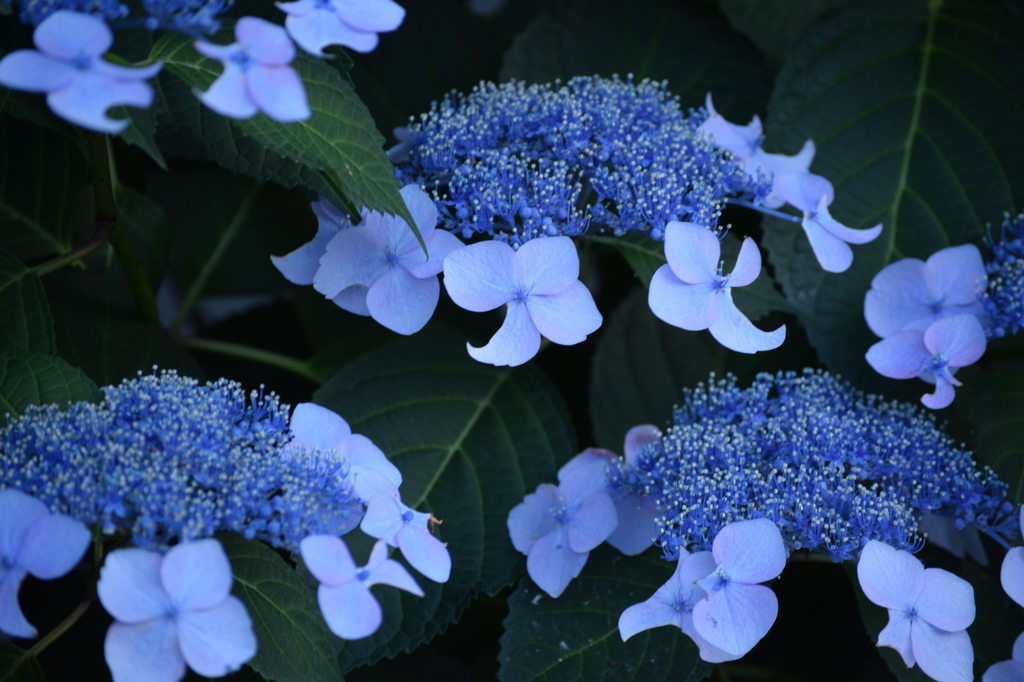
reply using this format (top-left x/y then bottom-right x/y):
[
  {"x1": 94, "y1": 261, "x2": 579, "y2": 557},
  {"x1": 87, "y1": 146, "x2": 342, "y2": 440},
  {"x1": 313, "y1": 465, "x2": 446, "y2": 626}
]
[
  {"x1": 0, "y1": 221, "x2": 114, "y2": 296},
  {"x1": 725, "y1": 198, "x2": 803, "y2": 224},
  {"x1": 169, "y1": 332, "x2": 323, "y2": 384},
  {"x1": 87, "y1": 133, "x2": 159, "y2": 326},
  {"x1": 0, "y1": 598, "x2": 94, "y2": 682}
]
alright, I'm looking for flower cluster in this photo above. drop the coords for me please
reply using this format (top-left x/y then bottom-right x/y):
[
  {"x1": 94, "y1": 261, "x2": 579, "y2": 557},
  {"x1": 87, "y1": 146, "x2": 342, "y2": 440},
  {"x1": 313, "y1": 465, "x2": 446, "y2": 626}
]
[
  {"x1": 986, "y1": 507, "x2": 1024, "y2": 681},
  {"x1": 393, "y1": 76, "x2": 766, "y2": 244},
  {"x1": 984, "y1": 212, "x2": 1024, "y2": 338}
]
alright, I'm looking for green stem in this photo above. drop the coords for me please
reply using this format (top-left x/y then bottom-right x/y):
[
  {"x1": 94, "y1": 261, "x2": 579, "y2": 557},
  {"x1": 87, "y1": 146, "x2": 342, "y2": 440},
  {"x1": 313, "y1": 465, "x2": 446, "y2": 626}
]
[
  {"x1": 0, "y1": 221, "x2": 114, "y2": 296},
  {"x1": 0, "y1": 598, "x2": 94, "y2": 682},
  {"x1": 171, "y1": 184, "x2": 261, "y2": 331},
  {"x1": 170, "y1": 332, "x2": 323, "y2": 384},
  {"x1": 87, "y1": 133, "x2": 159, "y2": 326}
]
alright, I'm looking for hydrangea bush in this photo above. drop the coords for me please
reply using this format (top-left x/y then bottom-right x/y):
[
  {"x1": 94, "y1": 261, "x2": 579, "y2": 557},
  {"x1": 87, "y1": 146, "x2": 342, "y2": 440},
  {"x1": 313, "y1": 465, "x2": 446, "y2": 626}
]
[{"x1": 0, "y1": 0, "x2": 1023, "y2": 681}]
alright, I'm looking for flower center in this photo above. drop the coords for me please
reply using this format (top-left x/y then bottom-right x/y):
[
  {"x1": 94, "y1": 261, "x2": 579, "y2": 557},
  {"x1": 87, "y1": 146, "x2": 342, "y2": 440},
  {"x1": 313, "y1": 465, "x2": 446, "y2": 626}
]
[
  {"x1": 385, "y1": 239, "x2": 400, "y2": 263},
  {"x1": 511, "y1": 282, "x2": 532, "y2": 302},
  {"x1": 71, "y1": 53, "x2": 92, "y2": 70},
  {"x1": 401, "y1": 510, "x2": 414, "y2": 523},
  {"x1": 1, "y1": 555, "x2": 14, "y2": 570},
  {"x1": 356, "y1": 569, "x2": 370, "y2": 582},
  {"x1": 230, "y1": 49, "x2": 255, "y2": 72}
]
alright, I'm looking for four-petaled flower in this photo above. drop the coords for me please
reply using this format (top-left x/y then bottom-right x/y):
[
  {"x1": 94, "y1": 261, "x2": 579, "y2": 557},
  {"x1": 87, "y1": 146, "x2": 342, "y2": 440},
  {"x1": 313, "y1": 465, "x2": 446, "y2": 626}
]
[
  {"x1": 361, "y1": 495, "x2": 452, "y2": 583},
  {"x1": 691, "y1": 518, "x2": 787, "y2": 658},
  {"x1": 865, "y1": 313, "x2": 987, "y2": 409},
  {"x1": 278, "y1": 0, "x2": 406, "y2": 55},
  {"x1": 0, "y1": 488, "x2": 90, "y2": 638},
  {"x1": 648, "y1": 221, "x2": 785, "y2": 353},
  {"x1": 314, "y1": 184, "x2": 464, "y2": 335},
  {"x1": 864, "y1": 244, "x2": 987, "y2": 338},
  {"x1": 300, "y1": 536, "x2": 423, "y2": 640},
  {"x1": 619, "y1": 549, "x2": 738, "y2": 663},
  {"x1": 0, "y1": 11, "x2": 162, "y2": 133},
  {"x1": 857, "y1": 540, "x2": 975, "y2": 682},
  {"x1": 97, "y1": 539, "x2": 257, "y2": 682},
  {"x1": 195, "y1": 16, "x2": 310, "y2": 122},
  {"x1": 443, "y1": 236, "x2": 602, "y2": 366},
  {"x1": 774, "y1": 172, "x2": 882, "y2": 273}
]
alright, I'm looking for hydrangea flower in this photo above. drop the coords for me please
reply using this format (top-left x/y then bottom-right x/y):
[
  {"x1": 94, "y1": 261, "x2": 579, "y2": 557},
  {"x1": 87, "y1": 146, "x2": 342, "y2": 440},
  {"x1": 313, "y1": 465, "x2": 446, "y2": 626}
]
[
  {"x1": 443, "y1": 236, "x2": 602, "y2": 366},
  {"x1": 194, "y1": 16, "x2": 310, "y2": 122},
  {"x1": 648, "y1": 221, "x2": 785, "y2": 354},
  {"x1": 0, "y1": 488, "x2": 90, "y2": 638},
  {"x1": 97, "y1": 539, "x2": 257, "y2": 682},
  {"x1": 11, "y1": 0, "x2": 128, "y2": 26},
  {"x1": 865, "y1": 313, "x2": 987, "y2": 409},
  {"x1": 982, "y1": 212, "x2": 1024, "y2": 337},
  {"x1": 857, "y1": 540, "x2": 975, "y2": 682},
  {"x1": 0, "y1": 10, "x2": 162, "y2": 133},
  {"x1": 272, "y1": 197, "x2": 352, "y2": 287},
  {"x1": 300, "y1": 536, "x2": 422, "y2": 640},
  {"x1": 278, "y1": 0, "x2": 406, "y2": 55},
  {"x1": 361, "y1": 496, "x2": 452, "y2": 583},
  {"x1": 314, "y1": 184, "x2": 464, "y2": 334},
  {"x1": 141, "y1": 0, "x2": 232, "y2": 35},
  {"x1": 691, "y1": 518, "x2": 786, "y2": 658},
  {"x1": 998, "y1": 507, "x2": 1024, "y2": 608},
  {"x1": 618, "y1": 549, "x2": 737, "y2": 663},
  {"x1": 983, "y1": 632, "x2": 1024, "y2": 682},
  {"x1": 506, "y1": 463, "x2": 618, "y2": 598},
  {"x1": 773, "y1": 172, "x2": 882, "y2": 273},
  {"x1": 919, "y1": 514, "x2": 987, "y2": 566},
  {"x1": 864, "y1": 244, "x2": 987, "y2": 338}
]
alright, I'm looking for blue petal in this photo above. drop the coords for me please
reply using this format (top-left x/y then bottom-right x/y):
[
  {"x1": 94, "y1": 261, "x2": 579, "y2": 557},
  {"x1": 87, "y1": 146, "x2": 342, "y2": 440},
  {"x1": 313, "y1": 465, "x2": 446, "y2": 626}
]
[
  {"x1": 565, "y1": 491, "x2": 617, "y2": 553},
  {"x1": 334, "y1": 0, "x2": 406, "y2": 33},
  {"x1": 1001, "y1": 547, "x2": 1024, "y2": 608},
  {"x1": 619, "y1": 599, "x2": 679, "y2": 641},
  {"x1": 247, "y1": 64, "x2": 310, "y2": 122},
  {"x1": 921, "y1": 375, "x2": 957, "y2": 410},
  {"x1": 692, "y1": 582, "x2": 778, "y2": 657},
  {"x1": 176, "y1": 596, "x2": 256, "y2": 677},
  {"x1": 708, "y1": 290, "x2": 785, "y2": 354},
  {"x1": 857, "y1": 540, "x2": 922, "y2": 612},
  {"x1": 773, "y1": 172, "x2": 834, "y2": 215},
  {"x1": 366, "y1": 264, "x2": 439, "y2": 335},
  {"x1": 0, "y1": 568, "x2": 33, "y2": 638},
  {"x1": 526, "y1": 281, "x2": 602, "y2": 346},
  {"x1": 507, "y1": 484, "x2": 561, "y2": 555},
  {"x1": 317, "y1": 580, "x2": 381, "y2": 639},
  {"x1": 47, "y1": 71, "x2": 153, "y2": 134},
  {"x1": 467, "y1": 300, "x2": 541, "y2": 367},
  {"x1": 397, "y1": 521, "x2": 451, "y2": 583},
  {"x1": 802, "y1": 212, "x2": 854, "y2": 273},
  {"x1": 922, "y1": 314, "x2": 986, "y2": 368},
  {"x1": 813, "y1": 201, "x2": 882, "y2": 245},
  {"x1": 97, "y1": 549, "x2": 168, "y2": 624},
  {"x1": 360, "y1": 496, "x2": 404, "y2": 545},
  {"x1": 443, "y1": 241, "x2": 515, "y2": 312},
  {"x1": 160, "y1": 540, "x2": 233, "y2": 613},
  {"x1": 104, "y1": 619, "x2": 185, "y2": 682},
  {"x1": 623, "y1": 425, "x2": 660, "y2": 464},
  {"x1": 865, "y1": 331, "x2": 929, "y2": 379},
  {"x1": 911, "y1": 619, "x2": 974, "y2": 682},
  {"x1": 300, "y1": 535, "x2": 358, "y2": 585},
  {"x1": 648, "y1": 265, "x2": 717, "y2": 331},
  {"x1": 877, "y1": 609, "x2": 915, "y2": 667},
  {"x1": 401, "y1": 226, "x2": 463, "y2": 279},
  {"x1": 663, "y1": 221, "x2": 718, "y2": 284},
  {"x1": 526, "y1": 526, "x2": 587, "y2": 598},
  {"x1": 288, "y1": 402, "x2": 351, "y2": 452},
  {"x1": 18, "y1": 513, "x2": 89, "y2": 580},
  {"x1": 236, "y1": 16, "x2": 295, "y2": 66},
  {"x1": 697, "y1": 93, "x2": 761, "y2": 159},
  {"x1": 35, "y1": 11, "x2": 111, "y2": 61},
  {"x1": 0, "y1": 50, "x2": 76, "y2": 93},
  {"x1": 606, "y1": 494, "x2": 660, "y2": 556},
  {"x1": 711, "y1": 518, "x2": 786, "y2": 584},
  {"x1": 0, "y1": 489, "x2": 49, "y2": 561},
  {"x1": 514, "y1": 236, "x2": 579, "y2": 296},
  {"x1": 983, "y1": 659, "x2": 1024, "y2": 682},
  {"x1": 727, "y1": 237, "x2": 761, "y2": 288},
  {"x1": 331, "y1": 285, "x2": 371, "y2": 316},
  {"x1": 915, "y1": 567, "x2": 975, "y2": 631},
  {"x1": 314, "y1": 225, "x2": 390, "y2": 298},
  {"x1": 864, "y1": 258, "x2": 932, "y2": 338},
  {"x1": 271, "y1": 208, "x2": 345, "y2": 285},
  {"x1": 195, "y1": 61, "x2": 257, "y2": 120},
  {"x1": 285, "y1": 10, "x2": 379, "y2": 55},
  {"x1": 926, "y1": 244, "x2": 986, "y2": 307}
]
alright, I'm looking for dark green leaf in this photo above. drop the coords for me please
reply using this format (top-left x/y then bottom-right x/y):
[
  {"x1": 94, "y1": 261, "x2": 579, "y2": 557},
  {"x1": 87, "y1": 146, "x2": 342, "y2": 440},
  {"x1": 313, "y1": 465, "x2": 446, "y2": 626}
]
[
  {"x1": 218, "y1": 533, "x2": 345, "y2": 682},
  {"x1": 111, "y1": 103, "x2": 167, "y2": 170},
  {"x1": 150, "y1": 33, "x2": 419, "y2": 243},
  {"x1": 500, "y1": 0, "x2": 771, "y2": 120},
  {"x1": 969, "y1": 368, "x2": 1024, "y2": 504},
  {"x1": 762, "y1": 0, "x2": 1024, "y2": 388},
  {"x1": 499, "y1": 546, "x2": 712, "y2": 682},
  {"x1": 716, "y1": 0, "x2": 860, "y2": 66},
  {"x1": 0, "y1": 116, "x2": 88, "y2": 261},
  {"x1": 587, "y1": 233, "x2": 665, "y2": 289},
  {"x1": 0, "y1": 640, "x2": 47, "y2": 682},
  {"x1": 0, "y1": 270, "x2": 54, "y2": 355},
  {"x1": 0, "y1": 351, "x2": 101, "y2": 424},
  {"x1": 589, "y1": 287, "x2": 814, "y2": 450},
  {"x1": 314, "y1": 338, "x2": 575, "y2": 670}
]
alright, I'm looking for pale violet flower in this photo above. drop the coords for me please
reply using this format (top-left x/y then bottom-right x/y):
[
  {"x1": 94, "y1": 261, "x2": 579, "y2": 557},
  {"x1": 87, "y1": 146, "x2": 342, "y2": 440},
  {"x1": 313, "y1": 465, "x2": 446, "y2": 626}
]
[
  {"x1": 619, "y1": 550, "x2": 738, "y2": 663},
  {"x1": 0, "y1": 11, "x2": 162, "y2": 133},
  {"x1": 286, "y1": 402, "x2": 402, "y2": 507},
  {"x1": 272, "y1": 197, "x2": 351, "y2": 287},
  {"x1": 443, "y1": 236, "x2": 602, "y2": 366},
  {"x1": 300, "y1": 536, "x2": 422, "y2": 640},
  {"x1": 999, "y1": 506, "x2": 1024, "y2": 608},
  {"x1": 865, "y1": 313, "x2": 987, "y2": 409},
  {"x1": 361, "y1": 496, "x2": 452, "y2": 583},
  {"x1": 919, "y1": 514, "x2": 987, "y2": 566},
  {"x1": 774, "y1": 172, "x2": 882, "y2": 273},
  {"x1": 278, "y1": 0, "x2": 405, "y2": 55},
  {"x1": 864, "y1": 244, "x2": 987, "y2": 338},
  {"x1": 0, "y1": 488, "x2": 90, "y2": 638},
  {"x1": 194, "y1": 16, "x2": 310, "y2": 122},
  {"x1": 314, "y1": 184, "x2": 464, "y2": 335},
  {"x1": 506, "y1": 469, "x2": 617, "y2": 598},
  {"x1": 857, "y1": 539, "x2": 975, "y2": 682},
  {"x1": 648, "y1": 221, "x2": 785, "y2": 354},
  {"x1": 983, "y1": 632, "x2": 1024, "y2": 682},
  {"x1": 692, "y1": 518, "x2": 786, "y2": 658},
  {"x1": 97, "y1": 539, "x2": 257, "y2": 682}
]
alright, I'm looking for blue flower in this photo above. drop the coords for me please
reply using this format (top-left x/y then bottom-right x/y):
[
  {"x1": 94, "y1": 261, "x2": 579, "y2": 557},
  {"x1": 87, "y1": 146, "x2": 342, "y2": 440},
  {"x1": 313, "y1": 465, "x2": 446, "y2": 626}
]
[
  {"x1": 648, "y1": 221, "x2": 785, "y2": 353},
  {"x1": 857, "y1": 540, "x2": 975, "y2": 682},
  {"x1": 141, "y1": 0, "x2": 232, "y2": 36},
  {"x1": 918, "y1": 514, "x2": 987, "y2": 565},
  {"x1": 0, "y1": 488, "x2": 90, "y2": 638},
  {"x1": 360, "y1": 496, "x2": 451, "y2": 583},
  {"x1": 272, "y1": 197, "x2": 353, "y2": 287},
  {"x1": 0, "y1": 11, "x2": 162, "y2": 133},
  {"x1": 443, "y1": 236, "x2": 602, "y2": 366},
  {"x1": 300, "y1": 536, "x2": 422, "y2": 640},
  {"x1": 314, "y1": 185, "x2": 464, "y2": 335},
  {"x1": 12, "y1": 0, "x2": 128, "y2": 25},
  {"x1": 194, "y1": 16, "x2": 310, "y2": 122},
  {"x1": 865, "y1": 313, "x2": 987, "y2": 409},
  {"x1": 691, "y1": 518, "x2": 786, "y2": 658},
  {"x1": 278, "y1": 0, "x2": 405, "y2": 55},
  {"x1": 999, "y1": 507, "x2": 1024, "y2": 608},
  {"x1": 97, "y1": 539, "x2": 257, "y2": 682},
  {"x1": 983, "y1": 632, "x2": 1024, "y2": 682},
  {"x1": 864, "y1": 244, "x2": 987, "y2": 338},
  {"x1": 618, "y1": 549, "x2": 737, "y2": 662},
  {"x1": 983, "y1": 212, "x2": 1024, "y2": 337}
]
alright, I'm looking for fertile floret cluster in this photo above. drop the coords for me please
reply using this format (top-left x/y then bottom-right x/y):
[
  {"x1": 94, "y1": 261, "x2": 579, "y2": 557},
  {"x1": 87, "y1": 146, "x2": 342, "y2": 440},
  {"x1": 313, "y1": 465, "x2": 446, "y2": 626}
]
[
  {"x1": 616, "y1": 370, "x2": 1012, "y2": 562},
  {"x1": 140, "y1": 0, "x2": 233, "y2": 35},
  {"x1": 395, "y1": 76, "x2": 768, "y2": 244},
  {"x1": 9, "y1": 0, "x2": 129, "y2": 24},
  {"x1": 0, "y1": 371, "x2": 362, "y2": 550},
  {"x1": 984, "y1": 212, "x2": 1024, "y2": 338}
]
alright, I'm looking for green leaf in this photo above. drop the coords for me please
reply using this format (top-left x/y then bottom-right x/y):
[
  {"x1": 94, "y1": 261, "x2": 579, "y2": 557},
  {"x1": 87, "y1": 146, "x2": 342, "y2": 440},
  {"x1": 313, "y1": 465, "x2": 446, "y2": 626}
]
[
  {"x1": 0, "y1": 270, "x2": 54, "y2": 355},
  {"x1": 0, "y1": 640, "x2": 47, "y2": 682},
  {"x1": 498, "y1": 546, "x2": 713, "y2": 682},
  {"x1": 314, "y1": 337, "x2": 576, "y2": 670},
  {"x1": 0, "y1": 351, "x2": 101, "y2": 424},
  {"x1": 587, "y1": 233, "x2": 665, "y2": 289},
  {"x1": 150, "y1": 33, "x2": 420, "y2": 247},
  {"x1": 0, "y1": 116, "x2": 88, "y2": 261},
  {"x1": 969, "y1": 368, "x2": 1024, "y2": 504},
  {"x1": 589, "y1": 287, "x2": 814, "y2": 450},
  {"x1": 218, "y1": 533, "x2": 345, "y2": 682},
  {"x1": 762, "y1": 0, "x2": 1024, "y2": 388},
  {"x1": 716, "y1": 0, "x2": 858, "y2": 66},
  {"x1": 112, "y1": 103, "x2": 167, "y2": 170},
  {"x1": 500, "y1": 0, "x2": 771, "y2": 120}
]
